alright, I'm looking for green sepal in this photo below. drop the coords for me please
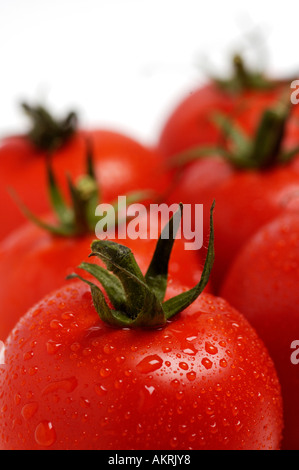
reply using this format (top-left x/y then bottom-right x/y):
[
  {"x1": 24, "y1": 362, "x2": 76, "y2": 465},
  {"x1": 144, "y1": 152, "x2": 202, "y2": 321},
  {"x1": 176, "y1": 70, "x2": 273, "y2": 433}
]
[
  {"x1": 171, "y1": 96, "x2": 296, "y2": 171},
  {"x1": 22, "y1": 102, "x2": 77, "y2": 152},
  {"x1": 70, "y1": 202, "x2": 215, "y2": 329},
  {"x1": 162, "y1": 201, "x2": 215, "y2": 319},
  {"x1": 215, "y1": 54, "x2": 276, "y2": 94},
  {"x1": 145, "y1": 203, "x2": 183, "y2": 301}
]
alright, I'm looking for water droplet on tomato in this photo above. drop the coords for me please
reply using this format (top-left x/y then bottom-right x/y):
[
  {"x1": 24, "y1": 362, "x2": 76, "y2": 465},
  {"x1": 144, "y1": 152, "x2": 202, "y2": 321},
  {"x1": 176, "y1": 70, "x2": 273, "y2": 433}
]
[
  {"x1": 50, "y1": 319, "x2": 63, "y2": 330},
  {"x1": 201, "y1": 357, "x2": 213, "y2": 370},
  {"x1": 34, "y1": 421, "x2": 56, "y2": 447},
  {"x1": 220, "y1": 359, "x2": 228, "y2": 368},
  {"x1": 100, "y1": 367, "x2": 112, "y2": 378},
  {"x1": 42, "y1": 377, "x2": 77, "y2": 396},
  {"x1": 179, "y1": 362, "x2": 189, "y2": 371},
  {"x1": 186, "y1": 371, "x2": 196, "y2": 381},
  {"x1": 21, "y1": 402, "x2": 38, "y2": 420},
  {"x1": 136, "y1": 355, "x2": 163, "y2": 374},
  {"x1": 205, "y1": 342, "x2": 218, "y2": 355},
  {"x1": 46, "y1": 340, "x2": 62, "y2": 355}
]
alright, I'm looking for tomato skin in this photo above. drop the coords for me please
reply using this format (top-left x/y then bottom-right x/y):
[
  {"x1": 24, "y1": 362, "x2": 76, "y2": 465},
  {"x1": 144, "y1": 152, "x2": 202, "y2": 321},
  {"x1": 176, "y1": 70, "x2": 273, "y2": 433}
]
[
  {"x1": 0, "y1": 282, "x2": 282, "y2": 450},
  {"x1": 0, "y1": 215, "x2": 206, "y2": 341},
  {"x1": 0, "y1": 130, "x2": 169, "y2": 241},
  {"x1": 220, "y1": 211, "x2": 299, "y2": 450},
  {"x1": 210, "y1": 167, "x2": 299, "y2": 291}
]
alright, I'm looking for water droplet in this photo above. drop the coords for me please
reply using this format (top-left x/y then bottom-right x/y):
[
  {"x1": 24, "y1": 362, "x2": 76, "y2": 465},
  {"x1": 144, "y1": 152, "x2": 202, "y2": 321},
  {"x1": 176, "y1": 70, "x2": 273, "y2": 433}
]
[
  {"x1": 21, "y1": 402, "x2": 38, "y2": 420},
  {"x1": 34, "y1": 421, "x2": 56, "y2": 447},
  {"x1": 61, "y1": 311, "x2": 74, "y2": 321},
  {"x1": 50, "y1": 319, "x2": 63, "y2": 330},
  {"x1": 14, "y1": 393, "x2": 21, "y2": 405},
  {"x1": 170, "y1": 379, "x2": 180, "y2": 388},
  {"x1": 100, "y1": 368, "x2": 112, "y2": 378},
  {"x1": 28, "y1": 367, "x2": 38, "y2": 376},
  {"x1": 103, "y1": 344, "x2": 115, "y2": 355},
  {"x1": 70, "y1": 342, "x2": 80, "y2": 352},
  {"x1": 80, "y1": 397, "x2": 91, "y2": 408},
  {"x1": 179, "y1": 362, "x2": 189, "y2": 371},
  {"x1": 46, "y1": 340, "x2": 62, "y2": 355},
  {"x1": 186, "y1": 336, "x2": 197, "y2": 342},
  {"x1": 94, "y1": 384, "x2": 108, "y2": 396},
  {"x1": 183, "y1": 347, "x2": 197, "y2": 355},
  {"x1": 136, "y1": 355, "x2": 163, "y2": 374},
  {"x1": 205, "y1": 342, "x2": 218, "y2": 355},
  {"x1": 23, "y1": 351, "x2": 34, "y2": 361},
  {"x1": 42, "y1": 377, "x2": 77, "y2": 396},
  {"x1": 144, "y1": 385, "x2": 155, "y2": 395},
  {"x1": 186, "y1": 371, "x2": 196, "y2": 381},
  {"x1": 220, "y1": 359, "x2": 228, "y2": 368},
  {"x1": 201, "y1": 358, "x2": 213, "y2": 370}
]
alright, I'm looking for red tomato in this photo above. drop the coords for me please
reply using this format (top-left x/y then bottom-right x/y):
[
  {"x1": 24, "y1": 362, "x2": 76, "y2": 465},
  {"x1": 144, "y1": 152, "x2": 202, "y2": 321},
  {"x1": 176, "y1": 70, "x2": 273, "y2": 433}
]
[
  {"x1": 0, "y1": 128, "x2": 169, "y2": 241},
  {"x1": 0, "y1": 279, "x2": 282, "y2": 450},
  {"x1": 221, "y1": 211, "x2": 299, "y2": 450},
  {"x1": 158, "y1": 56, "x2": 289, "y2": 160},
  {"x1": 164, "y1": 82, "x2": 299, "y2": 291}
]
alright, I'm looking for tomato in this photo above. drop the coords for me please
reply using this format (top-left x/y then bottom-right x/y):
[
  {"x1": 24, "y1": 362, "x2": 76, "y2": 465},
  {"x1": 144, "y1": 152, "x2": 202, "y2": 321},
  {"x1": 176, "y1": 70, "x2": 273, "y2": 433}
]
[
  {"x1": 0, "y1": 224, "x2": 283, "y2": 449},
  {"x1": 0, "y1": 105, "x2": 169, "y2": 241},
  {"x1": 164, "y1": 85, "x2": 299, "y2": 291},
  {"x1": 220, "y1": 210, "x2": 299, "y2": 450},
  {"x1": 158, "y1": 55, "x2": 289, "y2": 160}
]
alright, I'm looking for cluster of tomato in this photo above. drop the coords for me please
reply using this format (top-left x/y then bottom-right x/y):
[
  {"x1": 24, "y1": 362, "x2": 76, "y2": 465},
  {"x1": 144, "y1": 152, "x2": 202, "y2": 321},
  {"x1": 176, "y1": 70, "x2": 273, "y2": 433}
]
[{"x1": 0, "y1": 56, "x2": 298, "y2": 450}]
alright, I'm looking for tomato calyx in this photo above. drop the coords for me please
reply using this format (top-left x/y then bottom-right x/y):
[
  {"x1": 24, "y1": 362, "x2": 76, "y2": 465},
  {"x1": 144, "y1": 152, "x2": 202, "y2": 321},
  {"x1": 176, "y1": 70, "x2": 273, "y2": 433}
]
[
  {"x1": 22, "y1": 102, "x2": 78, "y2": 152},
  {"x1": 216, "y1": 54, "x2": 279, "y2": 94},
  {"x1": 68, "y1": 202, "x2": 215, "y2": 328},
  {"x1": 172, "y1": 96, "x2": 299, "y2": 170},
  {"x1": 10, "y1": 141, "x2": 152, "y2": 237}
]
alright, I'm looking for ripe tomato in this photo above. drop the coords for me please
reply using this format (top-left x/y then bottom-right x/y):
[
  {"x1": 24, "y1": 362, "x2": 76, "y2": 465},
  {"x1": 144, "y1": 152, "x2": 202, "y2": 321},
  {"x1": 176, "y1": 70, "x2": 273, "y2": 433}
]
[
  {"x1": 0, "y1": 229, "x2": 283, "y2": 449},
  {"x1": 165, "y1": 88, "x2": 299, "y2": 291},
  {"x1": 0, "y1": 105, "x2": 169, "y2": 241},
  {"x1": 0, "y1": 212, "x2": 205, "y2": 341},
  {"x1": 220, "y1": 210, "x2": 299, "y2": 450},
  {"x1": 158, "y1": 55, "x2": 289, "y2": 160}
]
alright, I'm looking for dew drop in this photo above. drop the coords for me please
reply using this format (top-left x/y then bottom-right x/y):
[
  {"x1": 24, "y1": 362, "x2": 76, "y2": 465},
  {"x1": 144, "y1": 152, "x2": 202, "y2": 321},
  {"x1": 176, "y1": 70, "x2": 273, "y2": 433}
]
[
  {"x1": 186, "y1": 371, "x2": 196, "y2": 381},
  {"x1": 46, "y1": 340, "x2": 62, "y2": 355},
  {"x1": 23, "y1": 351, "x2": 34, "y2": 361},
  {"x1": 21, "y1": 402, "x2": 38, "y2": 420},
  {"x1": 80, "y1": 397, "x2": 91, "y2": 408},
  {"x1": 220, "y1": 359, "x2": 228, "y2": 368},
  {"x1": 136, "y1": 355, "x2": 163, "y2": 374},
  {"x1": 179, "y1": 362, "x2": 189, "y2": 371},
  {"x1": 94, "y1": 384, "x2": 108, "y2": 396},
  {"x1": 205, "y1": 342, "x2": 218, "y2": 355},
  {"x1": 34, "y1": 421, "x2": 56, "y2": 447},
  {"x1": 50, "y1": 319, "x2": 63, "y2": 330},
  {"x1": 42, "y1": 377, "x2": 77, "y2": 396},
  {"x1": 201, "y1": 358, "x2": 213, "y2": 370},
  {"x1": 100, "y1": 367, "x2": 112, "y2": 378}
]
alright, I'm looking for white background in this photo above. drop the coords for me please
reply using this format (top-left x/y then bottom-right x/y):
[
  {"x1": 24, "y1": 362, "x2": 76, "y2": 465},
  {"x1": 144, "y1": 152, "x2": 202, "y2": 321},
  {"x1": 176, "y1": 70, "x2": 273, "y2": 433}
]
[{"x1": 0, "y1": 0, "x2": 298, "y2": 146}]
